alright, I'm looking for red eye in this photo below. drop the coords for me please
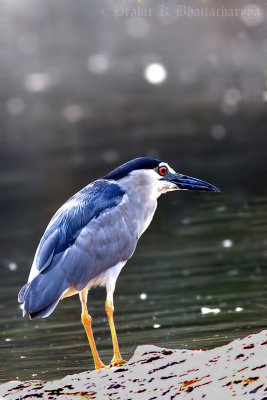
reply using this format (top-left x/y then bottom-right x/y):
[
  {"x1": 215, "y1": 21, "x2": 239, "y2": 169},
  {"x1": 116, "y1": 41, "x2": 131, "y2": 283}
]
[{"x1": 158, "y1": 166, "x2": 168, "y2": 176}]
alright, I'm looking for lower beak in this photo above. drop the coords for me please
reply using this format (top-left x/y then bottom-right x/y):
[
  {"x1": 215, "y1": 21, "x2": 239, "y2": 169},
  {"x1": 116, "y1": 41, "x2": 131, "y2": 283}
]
[{"x1": 170, "y1": 173, "x2": 220, "y2": 192}]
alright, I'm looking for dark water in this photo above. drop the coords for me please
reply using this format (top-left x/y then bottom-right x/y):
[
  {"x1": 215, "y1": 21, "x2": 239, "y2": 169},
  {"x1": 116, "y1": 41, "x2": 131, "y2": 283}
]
[{"x1": 0, "y1": 146, "x2": 267, "y2": 382}]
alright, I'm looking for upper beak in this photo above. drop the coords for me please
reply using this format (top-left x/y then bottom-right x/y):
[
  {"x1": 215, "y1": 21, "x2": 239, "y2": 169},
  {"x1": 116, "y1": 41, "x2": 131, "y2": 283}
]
[{"x1": 170, "y1": 173, "x2": 220, "y2": 192}]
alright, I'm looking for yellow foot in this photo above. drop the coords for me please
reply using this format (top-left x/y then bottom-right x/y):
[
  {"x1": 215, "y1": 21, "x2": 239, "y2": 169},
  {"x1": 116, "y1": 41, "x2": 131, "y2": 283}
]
[
  {"x1": 95, "y1": 361, "x2": 107, "y2": 370},
  {"x1": 108, "y1": 358, "x2": 127, "y2": 368}
]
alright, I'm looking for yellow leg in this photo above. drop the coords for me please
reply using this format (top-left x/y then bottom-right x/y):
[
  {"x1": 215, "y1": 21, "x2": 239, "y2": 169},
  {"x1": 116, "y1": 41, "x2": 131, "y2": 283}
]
[
  {"x1": 79, "y1": 289, "x2": 106, "y2": 369},
  {"x1": 105, "y1": 291, "x2": 127, "y2": 367}
]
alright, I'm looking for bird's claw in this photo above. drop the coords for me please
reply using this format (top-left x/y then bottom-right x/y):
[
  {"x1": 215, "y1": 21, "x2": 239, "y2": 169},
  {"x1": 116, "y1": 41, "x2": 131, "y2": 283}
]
[
  {"x1": 95, "y1": 361, "x2": 107, "y2": 369},
  {"x1": 106, "y1": 358, "x2": 127, "y2": 368}
]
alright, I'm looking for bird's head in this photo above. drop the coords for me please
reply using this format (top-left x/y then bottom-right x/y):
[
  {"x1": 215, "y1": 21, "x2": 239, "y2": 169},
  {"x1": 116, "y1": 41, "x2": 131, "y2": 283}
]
[
  {"x1": 104, "y1": 157, "x2": 219, "y2": 196},
  {"x1": 153, "y1": 160, "x2": 220, "y2": 194}
]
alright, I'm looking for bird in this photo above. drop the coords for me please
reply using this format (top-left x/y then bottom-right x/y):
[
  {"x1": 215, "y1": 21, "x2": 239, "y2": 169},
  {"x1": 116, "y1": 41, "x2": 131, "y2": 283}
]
[{"x1": 18, "y1": 157, "x2": 219, "y2": 369}]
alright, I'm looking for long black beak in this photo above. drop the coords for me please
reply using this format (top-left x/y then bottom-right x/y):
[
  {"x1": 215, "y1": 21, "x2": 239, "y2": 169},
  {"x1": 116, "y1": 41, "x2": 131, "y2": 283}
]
[{"x1": 170, "y1": 173, "x2": 220, "y2": 192}]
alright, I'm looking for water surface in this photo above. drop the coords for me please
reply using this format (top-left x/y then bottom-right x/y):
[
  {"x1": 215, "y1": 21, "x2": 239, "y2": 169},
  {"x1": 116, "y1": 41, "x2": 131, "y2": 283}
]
[{"x1": 1, "y1": 189, "x2": 266, "y2": 382}]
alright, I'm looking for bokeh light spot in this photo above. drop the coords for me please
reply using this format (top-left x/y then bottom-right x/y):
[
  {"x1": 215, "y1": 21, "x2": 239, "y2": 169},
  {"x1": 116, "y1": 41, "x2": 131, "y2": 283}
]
[
  {"x1": 144, "y1": 63, "x2": 167, "y2": 85},
  {"x1": 24, "y1": 73, "x2": 51, "y2": 92},
  {"x1": 87, "y1": 54, "x2": 110, "y2": 75},
  {"x1": 222, "y1": 239, "x2": 233, "y2": 248},
  {"x1": 211, "y1": 124, "x2": 226, "y2": 140},
  {"x1": 240, "y1": 4, "x2": 263, "y2": 27},
  {"x1": 63, "y1": 105, "x2": 84, "y2": 123}
]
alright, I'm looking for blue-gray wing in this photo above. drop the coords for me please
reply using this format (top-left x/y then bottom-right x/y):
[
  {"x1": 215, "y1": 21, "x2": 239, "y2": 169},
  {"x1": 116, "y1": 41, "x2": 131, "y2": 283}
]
[
  {"x1": 19, "y1": 180, "x2": 138, "y2": 318},
  {"x1": 52, "y1": 198, "x2": 138, "y2": 289},
  {"x1": 34, "y1": 180, "x2": 126, "y2": 273}
]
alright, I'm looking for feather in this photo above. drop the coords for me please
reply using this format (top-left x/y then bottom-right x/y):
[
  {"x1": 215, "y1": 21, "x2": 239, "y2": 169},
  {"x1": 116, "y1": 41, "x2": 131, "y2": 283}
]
[
  {"x1": 19, "y1": 180, "x2": 133, "y2": 318},
  {"x1": 34, "y1": 180, "x2": 125, "y2": 274}
]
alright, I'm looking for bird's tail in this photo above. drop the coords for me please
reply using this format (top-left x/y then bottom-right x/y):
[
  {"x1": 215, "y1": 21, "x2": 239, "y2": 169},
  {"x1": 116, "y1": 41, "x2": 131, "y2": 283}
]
[{"x1": 18, "y1": 268, "x2": 69, "y2": 319}]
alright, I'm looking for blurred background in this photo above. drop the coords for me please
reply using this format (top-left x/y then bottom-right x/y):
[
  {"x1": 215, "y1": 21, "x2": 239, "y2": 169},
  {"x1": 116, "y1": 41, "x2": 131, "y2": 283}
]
[{"x1": 0, "y1": 0, "x2": 266, "y2": 383}]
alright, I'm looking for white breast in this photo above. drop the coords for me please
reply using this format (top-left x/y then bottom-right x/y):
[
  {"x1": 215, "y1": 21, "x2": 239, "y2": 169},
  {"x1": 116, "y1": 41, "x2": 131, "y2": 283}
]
[{"x1": 118, "y1": 169, "x2": 160, "y2": 239}]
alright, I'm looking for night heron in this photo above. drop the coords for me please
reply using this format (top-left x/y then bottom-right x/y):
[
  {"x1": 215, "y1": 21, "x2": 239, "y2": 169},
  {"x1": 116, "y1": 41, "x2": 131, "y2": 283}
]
[{"x1": 18, "y1": 157, "x2": 219, "y2": 369}]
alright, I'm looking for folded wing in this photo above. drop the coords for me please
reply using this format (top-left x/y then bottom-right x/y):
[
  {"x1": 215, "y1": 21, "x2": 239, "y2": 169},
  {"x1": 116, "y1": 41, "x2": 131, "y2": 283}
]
[{"x1": 18, "y1": 180, "x2": 138, "y2": 318}]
